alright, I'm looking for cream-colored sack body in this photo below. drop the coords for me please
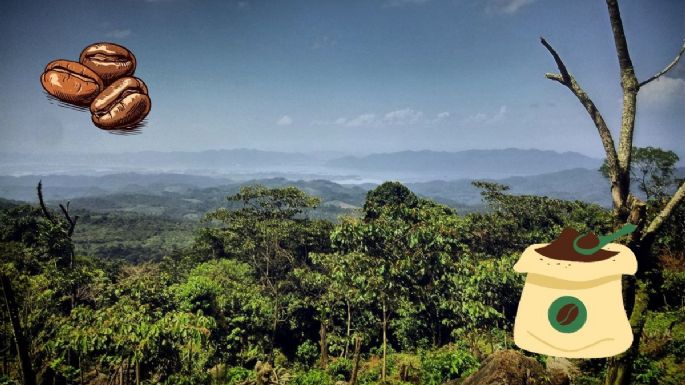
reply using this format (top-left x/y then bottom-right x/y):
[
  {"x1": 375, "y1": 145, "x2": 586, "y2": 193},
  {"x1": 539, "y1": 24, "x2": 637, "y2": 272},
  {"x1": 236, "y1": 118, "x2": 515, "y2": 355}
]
[{"x1": 513, "y1": 243, "x2": 636, "y2": 358}]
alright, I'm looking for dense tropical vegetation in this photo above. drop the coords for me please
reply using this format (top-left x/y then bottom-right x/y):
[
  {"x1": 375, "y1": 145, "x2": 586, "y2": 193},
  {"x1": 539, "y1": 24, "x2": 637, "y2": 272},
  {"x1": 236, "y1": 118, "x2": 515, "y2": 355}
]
[{"x1": 1, "y1": 159, "x2": 683, "y2": 385}]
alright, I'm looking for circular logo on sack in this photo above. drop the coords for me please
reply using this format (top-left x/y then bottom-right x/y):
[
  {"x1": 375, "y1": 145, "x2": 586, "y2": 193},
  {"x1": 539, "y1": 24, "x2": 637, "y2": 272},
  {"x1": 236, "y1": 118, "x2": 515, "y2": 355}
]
[{"x1": 548, "y1": 296, "x2": 587, "y2": 333}]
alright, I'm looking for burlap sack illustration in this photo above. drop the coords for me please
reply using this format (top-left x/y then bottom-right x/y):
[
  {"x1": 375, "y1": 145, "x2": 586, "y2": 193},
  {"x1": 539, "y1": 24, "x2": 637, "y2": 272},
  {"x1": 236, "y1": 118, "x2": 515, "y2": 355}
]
[{"x1": 513, "y1": 227, "x2": 637, "y2": 358}]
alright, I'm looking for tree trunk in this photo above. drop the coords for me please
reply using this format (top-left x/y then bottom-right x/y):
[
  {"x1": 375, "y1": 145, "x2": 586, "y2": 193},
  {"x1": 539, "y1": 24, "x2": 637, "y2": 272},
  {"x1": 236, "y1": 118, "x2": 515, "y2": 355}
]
[
  {"x1": 119, "y1": 362, "x2": 123, "y2": 385},
  {"x1": 80, "y1": 355, "x2": 84, "y2": 385},
  {"x1": 270, "y1": 299, "x2": 280, "y2": 359},
  {"x1": 605, "y1": 280, "x2": 649, "y2": 385},
  {"x1": 349, "y1": 336, "x2": 362, "y2": 385},
  {"x1": 1, "y1": 274, "x2": 36, "y2": 385},
  {"x1": 381, "y1": 299, "x2": 387, "y2": 384},
  {"x1": 319, "y1": 320, "x2": 328, "y2": 368},
  {"x1": 135, "y1": 360, "x2": 140, "y2": 385},
  {"x1": 344, "y1": 300, "x2": 351, "y2": 358}
]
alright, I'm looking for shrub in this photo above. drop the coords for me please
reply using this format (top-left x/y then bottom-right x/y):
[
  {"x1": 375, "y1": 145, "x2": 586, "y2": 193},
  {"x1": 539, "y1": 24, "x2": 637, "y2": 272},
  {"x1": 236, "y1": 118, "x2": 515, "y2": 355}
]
[
  {"x1": 289, "y1": 369, "x2": 333, "y2": 385},
  {"x1": 295, "y1": 340, "x2": 320, "y2": 368},
  {"x1": 225, "y1": 367, "x2": 252, "y2": 385},
  {"x1": 391, "y1": 353, "x2": 421, "y2": 384},
  {"x1": 632, "y1": 355, "x2": 663, "y2": 385},
  {"x1": 419, "y1": 346, "x2": 479, "y2": 385},
  {"x1": 327, "y1": 357, "x2": 353, "y2": 381},
  {"x1": 0, "y1": 376, "x2": 19, "y2": 385},
  {"x1": 357, "y1": 369, "x2": 380, "y2": 385}
]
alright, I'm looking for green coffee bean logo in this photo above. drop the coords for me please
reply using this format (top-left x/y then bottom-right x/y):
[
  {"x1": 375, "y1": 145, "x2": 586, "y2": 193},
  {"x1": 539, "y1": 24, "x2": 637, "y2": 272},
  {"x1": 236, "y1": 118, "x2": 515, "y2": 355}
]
[{"x1": 548, "y1": 296, "x2": 587, "y2": 333}]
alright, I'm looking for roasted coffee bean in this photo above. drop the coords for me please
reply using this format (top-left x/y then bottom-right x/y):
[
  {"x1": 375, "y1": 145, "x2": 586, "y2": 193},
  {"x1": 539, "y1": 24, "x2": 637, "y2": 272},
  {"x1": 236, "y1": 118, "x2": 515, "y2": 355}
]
[
  {"x1": 40, "y1": 60, "x2": 104, "y2": 106},
  {"x1": 80, "y1": 43, "x2": 136, "y2": 84},
  {"x1": 555, "y1": 303, "x2": 580, "y2": 326},
  {"x1": 90, "y1": 77, "x2": 151, "y2": 130}
]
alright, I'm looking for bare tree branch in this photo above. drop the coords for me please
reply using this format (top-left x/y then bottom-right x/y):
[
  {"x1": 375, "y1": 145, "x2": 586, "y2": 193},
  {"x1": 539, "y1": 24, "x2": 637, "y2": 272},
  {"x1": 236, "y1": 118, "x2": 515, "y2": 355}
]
[
  {"x1": 642, "y1": 181, "x2": 685, "y2": 242},
  {"x1": 606, "y1": 0, "x2": 634, "y2": 74},
  {"x1": 36, "y1": 181, "x2": 56, "y2": 224},
  {"x1": 639, "y1": 41, "x2": 685, "y2": 88},
  {"x1": 59, "y1": 202, "x2": 79, "y2": 237},
  {"x1": 540, "y1": 37, "x2": 621, "y2": 204},
  {"x1": 607, "y1": 0, "x2": 640, "y2": 213},
  {"x1": 540, "y1": 37, "x2": 571, "y2": 84},
  {"x1": 544, "y1": 73, "x2": 564, "y2": 84}
]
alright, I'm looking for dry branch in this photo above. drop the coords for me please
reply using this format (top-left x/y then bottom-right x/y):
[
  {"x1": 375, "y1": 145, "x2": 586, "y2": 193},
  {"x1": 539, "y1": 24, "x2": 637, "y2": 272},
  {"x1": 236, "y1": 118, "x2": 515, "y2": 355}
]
[
  {"x1": 37, "y1": 181, "x2": 56, "y2": 224},
  {"x1": 540, "y1": 37, "x2": 621, "y2": 200},
  {"x1": 642, "y1": 181, "x2": 685, "y2": 242},
  {"x1": 59, "y1": 202, "x2": 79, "y2": 237},
  {"x1": 639, "y1": 41, "x2": 685, "y2": 88},
  {"x1": 607, "y1": 0, "x2": 634, "y2": 74}
]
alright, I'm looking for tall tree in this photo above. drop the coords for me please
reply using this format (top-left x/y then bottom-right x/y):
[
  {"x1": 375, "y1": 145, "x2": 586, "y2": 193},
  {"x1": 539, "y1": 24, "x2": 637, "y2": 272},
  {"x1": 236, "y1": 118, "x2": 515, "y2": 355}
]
[
  {"x1": 539, "y1": 2, "x2": 685, "y2": 384},
  {"x1": 199, "y1": 185, "x2": 332, "y2": 356},
  {"x1": 333, "y1": 182, "x2": 467, "y2": 383},
  {"x1": 600, "y1": 146, "x2": 680, "y2": 200}
]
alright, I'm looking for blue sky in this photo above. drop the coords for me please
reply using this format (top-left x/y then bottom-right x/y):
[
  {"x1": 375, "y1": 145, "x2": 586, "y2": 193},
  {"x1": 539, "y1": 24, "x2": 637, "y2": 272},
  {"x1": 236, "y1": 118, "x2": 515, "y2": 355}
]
[{"x1": 1, "y1": 0, "x2": 684, "y2": 157}]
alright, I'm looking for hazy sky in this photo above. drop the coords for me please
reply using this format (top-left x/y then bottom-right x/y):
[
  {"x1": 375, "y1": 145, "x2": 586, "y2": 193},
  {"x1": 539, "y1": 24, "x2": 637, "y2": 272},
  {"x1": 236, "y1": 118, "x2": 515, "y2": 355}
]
[{"x1": 1, "y1": 0, "x2": 684, "y2": 157}]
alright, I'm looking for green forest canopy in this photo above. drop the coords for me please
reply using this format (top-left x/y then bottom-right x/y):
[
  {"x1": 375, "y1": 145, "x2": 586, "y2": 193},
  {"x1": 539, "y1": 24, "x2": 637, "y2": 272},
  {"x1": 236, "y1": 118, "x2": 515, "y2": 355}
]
[{"x1": 1, "y1": 175, "x2": 684, "y2": 385}]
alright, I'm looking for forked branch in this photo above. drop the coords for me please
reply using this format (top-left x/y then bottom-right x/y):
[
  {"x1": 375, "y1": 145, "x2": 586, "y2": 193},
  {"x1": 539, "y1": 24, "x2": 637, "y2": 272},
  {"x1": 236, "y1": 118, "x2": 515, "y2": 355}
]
[
  {"x1": 36, "y1": 182, "x2": 79, "y2": 236},
  {"x1": 639, "y1": 41, "x2": 685, "y2": 88},
  {"x1": 540, "y1": 37, "x2": 570, "y2": 84},
  {"x1": 59, "y1": 202, "x2": 79, "y2": 237},
  {"x1": 540, "y1": 37, "x2": 620, "y2": 178}
]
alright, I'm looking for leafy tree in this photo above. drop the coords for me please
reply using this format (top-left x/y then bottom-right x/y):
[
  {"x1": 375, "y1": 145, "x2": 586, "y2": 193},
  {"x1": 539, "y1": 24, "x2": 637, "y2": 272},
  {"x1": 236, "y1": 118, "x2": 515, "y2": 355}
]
[
  {"x1": 332, "y1": 182, "x2": 468, "y2": 383},
  {"x1": 197, "y1": 185, "x2": 332, "y2": 357},
  {"x1": 174, "y1": 259, "x2": 272, "y2": 365},
  {"x1": 363, "y1": 181, "x2": 419, "y2": 221},
  {"x1": 308, "y1": 249, "x2": 375, "y2": 363},
  {"x1": 600, "y1": 146, "x2": 680, "y2": 200},
  {"x1": 467, "y1": 181, "x2": 613, "y2": 257}
]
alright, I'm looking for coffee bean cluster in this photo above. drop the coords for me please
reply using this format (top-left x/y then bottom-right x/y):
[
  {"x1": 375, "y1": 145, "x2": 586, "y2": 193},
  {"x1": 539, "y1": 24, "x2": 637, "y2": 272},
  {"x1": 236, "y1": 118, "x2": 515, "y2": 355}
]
[{"x1": 41, "y1": 42, "x2": 151, "y2": 131}]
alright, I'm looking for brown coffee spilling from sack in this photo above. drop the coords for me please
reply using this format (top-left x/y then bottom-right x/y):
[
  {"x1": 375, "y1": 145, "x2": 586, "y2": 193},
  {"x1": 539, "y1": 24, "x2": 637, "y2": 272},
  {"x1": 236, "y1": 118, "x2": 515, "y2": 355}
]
[{"x1": 535, "y1": 227, "x2": 618, "y2": 262}]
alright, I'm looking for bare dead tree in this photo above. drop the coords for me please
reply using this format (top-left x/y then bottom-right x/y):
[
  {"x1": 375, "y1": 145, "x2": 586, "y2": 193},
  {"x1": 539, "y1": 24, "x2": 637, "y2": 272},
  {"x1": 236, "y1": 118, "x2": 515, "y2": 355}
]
[{"x1": 540, "y1": 1, "x2": 685, "y2": 385}]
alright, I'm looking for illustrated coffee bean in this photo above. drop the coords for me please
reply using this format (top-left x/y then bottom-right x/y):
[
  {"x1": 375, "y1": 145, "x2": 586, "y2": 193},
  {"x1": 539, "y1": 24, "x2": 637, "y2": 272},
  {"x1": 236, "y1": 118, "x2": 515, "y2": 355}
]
[
  {"x1": 547, "y1": 296, "x2": 587, "y2": 333},
  {"x1": 40, "y1": 60, "x2": 104, "y2": 106},
  {"x1": 555, "y1": 303, "x2": 580, "y2": 326},
  {"x1": 90, "y1": 77, "x2": 151, "y2": 130},
  {"x1": 80, "y1": 42, "x2": 136, "y2": 84}
]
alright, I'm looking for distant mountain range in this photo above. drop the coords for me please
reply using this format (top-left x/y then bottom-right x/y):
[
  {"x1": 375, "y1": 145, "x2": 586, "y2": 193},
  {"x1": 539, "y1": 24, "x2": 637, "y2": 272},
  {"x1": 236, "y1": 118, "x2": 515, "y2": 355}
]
[
  {"x1": 4, "y1": 165, "x2": 683, "y2": 219},
  {"x1": 326, "y1": 149, "x2": 602, "y2": 179},
  {"x1": 1, "y1": 148, "x2": 602, "y2": 181},
  {"x1": 0, "y1": 168, "x2": 618, "y2": 213},
  {"x1": 408, "y1": 168, "x2": 612, "y2": 207}
]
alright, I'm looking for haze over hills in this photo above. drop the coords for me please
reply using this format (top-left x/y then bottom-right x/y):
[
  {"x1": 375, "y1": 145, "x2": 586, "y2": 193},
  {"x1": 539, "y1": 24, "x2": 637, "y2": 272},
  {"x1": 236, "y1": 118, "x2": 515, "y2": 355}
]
[
  {"x1": 326, "y1": 149, "x2": 602, "y2": 179},
  {"x1": 0, "y1": 148, "x2": 621, "y2": 213},
  {"x1": 0, "y1": 168, "x2": 616, "y2": 213},
  {"x1": 1, "y1": 148, "x2": 603, "y2": 182}
]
